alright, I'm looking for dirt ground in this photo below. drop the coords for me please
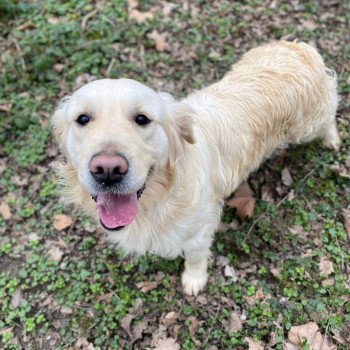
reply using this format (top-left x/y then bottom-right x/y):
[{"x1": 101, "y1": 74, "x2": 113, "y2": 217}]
[{"x1": 0, "y1": 1, "x2": 349, "y2": 349}]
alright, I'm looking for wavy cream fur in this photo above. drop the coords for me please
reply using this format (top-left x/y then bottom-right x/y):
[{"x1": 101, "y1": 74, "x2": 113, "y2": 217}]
[{"x1": 52, "y1": 41, "x2": 340, "y2": 295}]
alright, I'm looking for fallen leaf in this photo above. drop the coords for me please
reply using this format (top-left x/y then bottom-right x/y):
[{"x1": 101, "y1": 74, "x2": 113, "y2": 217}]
[
  {"x1": 224, "y1": 265, "x2": 238, "y2": 282},
  {"x1": 322, "y1": 278, "x2": 335, "y2": 287},
  {"x1": 301, "y1": 19, "x2": 318, "y2": 30},
  {"x1": 0, "y1": 202, "x2": 12, "y2": 220},
  {"x1": 48, "y1": 246, "x2": 64, "y2": 261},
  {"x1": 60, "y1": 306, "x2": 73, "y2": 315},
  {"x1": 47, "y1": 17, "x2": 60, "y2": 25},
  {"x1": 270, "y1": 267, "x2": 281, "y2": 278},
  {"x1": 0, "y1": 103, "x2": 12, "y2": 112},
  {"x1": 282, "y1": 167, "x2": 293, "y2": 187},
  {"x1": 127, "y1": 0, "x2": 138, "y2": 9},
  {"x1": 289, "y1": 225, "x2": 308, "y2": 237},
  {"x1": 16, "y1": 22, "x2": 35, "y2": 31},
  {"x1": 135, "y1": 281, "x2": 159, "y2": 293},
  {"x1": 162, "y1": 311, "x2": 179, "y2": 328},
  {"x1": 225, "y1": 183, "x2": 256, "y2": 221},
  {"x1": 188, "y1": 316, "x2": 201, "y2": 346},
  {"x1": 245, "y1": 337, "x2": 265, "y2": 350},
  {"x1": 244, "y1": 288, "x2": 267, "y2": 306},
  {"x1": 229, "y1": 312, "x2": 243, "y2": 333},
  {"x1": 129, "y1": 9, "x2": 154, "y2": 23},
  {"x1": 132, "y1": 320, "x2": 147, "y2": 342},
  {"x1": 53, "y1": 214, "x2": 73, "y2": 231},
  {"x1": 147, "y1": 30, "x2": 169, "y2": 52},
  {"x1": 283, "y1": 342, "x2": 298, "y2": 350},
  {"x1": 319, "y1": 256, "x2": 334, "y2": 276},
  {"x1": 288, "y1": 322, "x2": 336, "y2": 350},
  {"x1": 53, "y1": 64, "x2": 64, "y2": 73},
  {"x1": 11, "y1": 288, "x2": 23, "y2": 309},
  {"x1": 154, "y1": 338, "x2": 180, "y2": 350},
  {"x1": 120, "y1": 314, "x2": 133, "y2": 336}
]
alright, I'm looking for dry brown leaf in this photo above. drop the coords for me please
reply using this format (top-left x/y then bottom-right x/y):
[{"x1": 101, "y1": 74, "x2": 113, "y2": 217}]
[
  {"x1": 154, "y1": 338, "x2": 180, "y2": 350},
  {"x1": 270, "y1": 267, "x2": 281, "y2": 278},
  {"x1": 289, "y1": 225, "x2": 308, "y2": 237},
  {"x1": 53, "y1": 64, "x2": 64, "y2": 73},
  {"x1": 319, "y1": 256, "x2": 334, "y2": 276},
  {"x1": 226, "y1": 183, "x2": 256, "y2": 221},
  {"x1": 48, "y1": 246, "x2": 64, "y2": 261},
  {"x1": 229, "y1": 312, "x2": 243, "y2": 333},
  {"x1": 53, "y1": 214, "x2": 73, "y2": 231},
  {"x1": 322, "y1": 278, "x2": 335, "y2": 287},
  {"x1": 120, "y1": 314, "x2": 133, "y2": 336},
  {"x1": 162, "y1": 311, "x2": 179, "y2": 328},
  {"x1": 129, "y1": 9, "x2": 154, "y2": 23},
  {"x1": 0, "y1": 202, "x2": 12, "y2": 220},
  {"x1": 244, "y1": 288, "x2": 267, "y2": 306},
  {"x1": 282, "y1": 167, "x2": 293, "y2": 187},
  {"x1": 60, "y1": 306, "x2": 73, "y2": 315},
  {"x1": 127, "y1": 0, "x2": 139, "y2": 9},
  {"x1": 301, "y1": 19, "x2": 318, "y2": 30},
  {"x1": 147, "y1": 30, "x2": 169, "y2": 52},
  {"x1": 11, "y1": 288, "x2": 23, "y2": 309},
  {"x1": 245, "y1": 337, "x2": 265, "y2": 350},
  {"x1": 0, "y1": 103, "x2": 12, "y2": 112},
  {"x1": 135, "y1": 281, "x2": 159, "y2": 293},
  {"x1": 188, "y1": 316, "x2": 201, "y2": 346},
  {"x1": 224, "y1": 265, "x2": 238, "y2": 282},
  {"x1": 288, "y1": 322, "x2": 336, "y2": 350},
  {"x1": 283, "y1": 342, "x2": 298, "y2": 350},
  {"x1": 47, "y1": 17, "x2": 60, "y2": 25}
]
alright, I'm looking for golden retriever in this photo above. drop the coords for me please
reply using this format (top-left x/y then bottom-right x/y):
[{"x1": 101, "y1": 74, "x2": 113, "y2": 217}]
[{"x1": 52, "y1": 41, "x2": 340, "y2": 295}]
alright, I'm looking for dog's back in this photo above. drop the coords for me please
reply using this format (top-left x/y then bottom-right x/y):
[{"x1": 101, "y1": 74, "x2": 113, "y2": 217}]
[{"x1": 184, "y1": 41, "x2": 340, "y2": 196}]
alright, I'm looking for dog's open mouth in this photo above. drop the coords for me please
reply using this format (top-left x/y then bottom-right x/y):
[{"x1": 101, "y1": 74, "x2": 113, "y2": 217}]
[{"x1": 92, "y1": 185, "x2": 145, "y2": 231}]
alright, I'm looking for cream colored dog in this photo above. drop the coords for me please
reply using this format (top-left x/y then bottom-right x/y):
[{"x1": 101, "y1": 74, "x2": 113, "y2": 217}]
[{"x1": 52, "y1": 41, "x2": 340, "y2": 295}]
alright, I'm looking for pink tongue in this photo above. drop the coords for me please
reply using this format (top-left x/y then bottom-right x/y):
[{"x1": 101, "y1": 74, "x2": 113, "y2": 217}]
[{"x1": 96, "y1": 193, "x2": 138, "y2": 229}]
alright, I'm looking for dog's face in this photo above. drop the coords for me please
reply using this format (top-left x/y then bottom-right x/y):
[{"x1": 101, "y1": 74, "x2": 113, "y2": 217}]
[{"x1": 52, "y1": 79, "x2": 194, "y2": 232}]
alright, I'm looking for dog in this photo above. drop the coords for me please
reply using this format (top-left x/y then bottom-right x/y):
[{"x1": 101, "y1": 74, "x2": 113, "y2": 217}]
[{"x1": 52, "y1": 41, "x2": 340, "y2": 295}]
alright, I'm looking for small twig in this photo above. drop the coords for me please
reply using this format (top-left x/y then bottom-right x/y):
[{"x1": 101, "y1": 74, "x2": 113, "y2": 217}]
[
  {"x1": 81, "y1": 9, "x2": 98, "y2": 29},
  {"x1": 276, "y1": 193, "x2": 289, "y2": 208},
  {"x1": 242, "y1": 214, "x2": 265, "y2": 244},
  {"x1": 106, "y1": 57, "x2": 116, "y2": 76},
  {"x1": 301, "y1": 169, "x2": 316, "y2": 183}
]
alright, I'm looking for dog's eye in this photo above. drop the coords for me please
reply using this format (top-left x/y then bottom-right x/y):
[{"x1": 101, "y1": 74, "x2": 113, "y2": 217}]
[
  {"x1": 76, "y1": 114, "x2": 91, "y2": 126},
  {"x1": 134, "y1": 114, "x2": 151, "y2": 126}
]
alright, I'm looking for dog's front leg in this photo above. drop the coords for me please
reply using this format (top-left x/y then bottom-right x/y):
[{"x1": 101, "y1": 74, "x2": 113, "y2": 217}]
[{"x1": 181, "y1": 246, "x2": 211, "y2": 296}]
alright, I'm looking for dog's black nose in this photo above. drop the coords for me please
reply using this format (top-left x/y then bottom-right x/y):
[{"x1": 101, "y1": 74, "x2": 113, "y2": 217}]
[{"x1": 89, "y1": 155, "x2": 128, "y2": 186}]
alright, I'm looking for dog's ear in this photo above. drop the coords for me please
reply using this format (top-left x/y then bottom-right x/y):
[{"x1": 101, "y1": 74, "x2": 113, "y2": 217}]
[
  {"x1": 51, "y1": 97, "x2": 70, "y2": 155},
  {"x1": 172, "y1": 102, "x2": 195, "y2": 145},
  {"x1": 163, "y1": 101, "x2": 196, "y2": 173},
  {"x1": 159, "y1": 92, "x2": 195, "y2": 145}
]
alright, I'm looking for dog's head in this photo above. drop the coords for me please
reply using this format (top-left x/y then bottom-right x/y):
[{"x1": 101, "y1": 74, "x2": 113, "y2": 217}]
[{"x1": 52, "y1": 79, "x2": 194, "y2": 232}]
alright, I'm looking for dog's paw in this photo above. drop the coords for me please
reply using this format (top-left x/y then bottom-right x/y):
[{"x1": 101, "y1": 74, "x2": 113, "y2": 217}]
[
  {"x1": 181, "y1": 271, "x2": 208, "y2": 296},
  {"x1": 322, "y1": 124, "x2": 341, "y2": 151},
  {"x1": 322, "y1": 136, "x2": 341, "y2": 151}
]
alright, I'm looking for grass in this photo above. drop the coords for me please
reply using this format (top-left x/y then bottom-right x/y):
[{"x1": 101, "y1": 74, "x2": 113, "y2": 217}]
[{"x1": 0, "y1": 0, "x2": 349, "y2": 349}]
